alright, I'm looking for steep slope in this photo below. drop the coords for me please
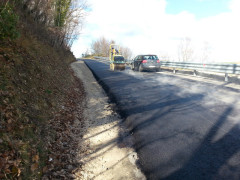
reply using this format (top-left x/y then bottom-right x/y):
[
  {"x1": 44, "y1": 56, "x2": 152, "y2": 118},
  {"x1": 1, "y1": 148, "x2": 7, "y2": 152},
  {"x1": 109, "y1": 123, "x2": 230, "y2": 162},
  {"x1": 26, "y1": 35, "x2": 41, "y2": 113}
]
[{"x1": 0, "y1": 27, "x2": 85, "y2": 179}]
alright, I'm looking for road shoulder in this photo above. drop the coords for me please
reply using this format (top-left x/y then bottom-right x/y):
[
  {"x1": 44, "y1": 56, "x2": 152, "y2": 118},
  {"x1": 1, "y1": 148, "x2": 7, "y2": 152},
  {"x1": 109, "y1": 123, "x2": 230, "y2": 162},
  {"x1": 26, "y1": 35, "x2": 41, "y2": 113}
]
[{"x1": 71, "y1": 61, "x2": 146, "y2": 180}]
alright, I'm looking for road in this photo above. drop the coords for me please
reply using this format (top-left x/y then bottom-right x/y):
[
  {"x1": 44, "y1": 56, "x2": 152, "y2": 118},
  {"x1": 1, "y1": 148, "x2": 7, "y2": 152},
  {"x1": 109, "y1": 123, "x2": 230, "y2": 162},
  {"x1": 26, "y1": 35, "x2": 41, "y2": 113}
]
[{"x1": 83, "y1": 59, "x2": 240, "y2": 180}]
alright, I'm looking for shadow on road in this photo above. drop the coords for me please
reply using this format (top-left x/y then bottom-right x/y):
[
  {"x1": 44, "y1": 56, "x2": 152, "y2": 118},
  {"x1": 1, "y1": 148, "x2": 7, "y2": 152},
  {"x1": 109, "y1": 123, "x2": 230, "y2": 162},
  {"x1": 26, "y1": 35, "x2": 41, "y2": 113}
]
[
  {"x1": 83, "y1": 59, "x2": 240, "y2": 179},
  {"x1": 161, "y1": 103, "x2": 240, "y2": 180}
]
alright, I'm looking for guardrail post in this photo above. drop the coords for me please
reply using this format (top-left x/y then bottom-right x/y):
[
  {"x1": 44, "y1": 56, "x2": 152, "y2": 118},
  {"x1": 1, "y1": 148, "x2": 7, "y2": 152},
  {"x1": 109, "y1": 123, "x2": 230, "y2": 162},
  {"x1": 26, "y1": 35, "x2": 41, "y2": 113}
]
[
  {"x1": 225, "y1": 73, "x2": 228, "y2": 82},
  {"x1": 173, "y1": 68, "x2": 176, "y2": 74},
  {"x1": 193, "y1": 70, "x2": 197, "y2": 76}
]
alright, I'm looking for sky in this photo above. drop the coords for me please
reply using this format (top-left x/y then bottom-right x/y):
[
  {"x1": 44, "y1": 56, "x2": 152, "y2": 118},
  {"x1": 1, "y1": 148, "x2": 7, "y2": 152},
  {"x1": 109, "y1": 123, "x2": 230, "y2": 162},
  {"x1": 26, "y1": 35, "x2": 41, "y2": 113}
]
[{"x1": 71, "y1": 0, "x2": 240, "y2": 62}]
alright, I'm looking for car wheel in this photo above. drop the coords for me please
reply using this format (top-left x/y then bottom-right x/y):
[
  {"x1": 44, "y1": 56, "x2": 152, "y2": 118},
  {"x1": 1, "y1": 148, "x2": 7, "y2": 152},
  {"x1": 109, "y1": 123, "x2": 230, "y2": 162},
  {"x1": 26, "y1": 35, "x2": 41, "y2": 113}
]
[
  {"x1": 156, "y1": 68, "x2": 160, "y2": 72},
  {"x1": 110, "y1": 64, "x2": 113, "y2": 70},
  {"x1": 139, "y1": 64, "x2": 143, "y2": 72},
  {"x1": 131, "y1": 64, "x2": 134, "y2": 70},
  {"x1": 112, "y1": 64, "x2": 115, "y2": 71}
]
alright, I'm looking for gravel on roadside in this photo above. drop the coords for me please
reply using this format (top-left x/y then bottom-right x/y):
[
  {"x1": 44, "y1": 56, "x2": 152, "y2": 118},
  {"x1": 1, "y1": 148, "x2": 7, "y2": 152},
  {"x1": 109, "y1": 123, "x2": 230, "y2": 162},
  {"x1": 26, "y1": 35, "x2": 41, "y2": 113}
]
[{"x1": 71, "y1": 61, "x2": 146, "y2": 180}]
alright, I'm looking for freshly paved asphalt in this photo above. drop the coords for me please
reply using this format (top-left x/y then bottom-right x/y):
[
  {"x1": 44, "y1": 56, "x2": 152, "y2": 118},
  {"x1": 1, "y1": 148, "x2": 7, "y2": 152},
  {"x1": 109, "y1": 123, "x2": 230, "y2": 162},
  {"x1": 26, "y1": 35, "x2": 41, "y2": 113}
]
[{"x1": 83, "y1": 59, "x2": 240, "y2": 180}]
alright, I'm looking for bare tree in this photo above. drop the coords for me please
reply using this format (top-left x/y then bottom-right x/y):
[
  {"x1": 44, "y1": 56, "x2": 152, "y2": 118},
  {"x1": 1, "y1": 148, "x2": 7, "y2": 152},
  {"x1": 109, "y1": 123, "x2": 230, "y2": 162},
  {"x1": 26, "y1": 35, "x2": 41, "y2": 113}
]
[
  {"x1": 91, "y1": 40, "x2": 101, "y2": 55},
  {"x1": 160, "y1": 54, "x2": 170, "y2": 61},
  {"x1": 15, "y1": 0, "x2": 88, "y2": 49},
  {"x1": 91, "y1": 37, "x2": 133, "y2": 59},
  {"x1": 201, "y1": 41, "x2": 211, "y2": 63},
  {"x1": 100, "y1": 36, "x2": 110, "y2": 56},
  {"x1": 178, "y1": 37, "x2": 194, "y2": 62},
  {"x1": 121, "y1": 47, "x2": 133, "y2": 60},
  {"x1": 110, "y1": 39, "x2": 115, "y2": 44},
  {"x1": 91, "y1": 36, "x2": 110, "y2": 56},
  {"x1": 63, "y1": 0, "x2": 88, "y2": 47}
]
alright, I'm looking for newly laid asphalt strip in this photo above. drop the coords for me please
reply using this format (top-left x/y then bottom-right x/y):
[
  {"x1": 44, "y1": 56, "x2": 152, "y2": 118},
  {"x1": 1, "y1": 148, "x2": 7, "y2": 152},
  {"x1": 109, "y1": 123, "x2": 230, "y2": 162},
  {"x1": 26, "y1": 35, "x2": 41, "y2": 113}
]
[{"x1": 84, "y1": 59, "x2": 240, "y2": 180}]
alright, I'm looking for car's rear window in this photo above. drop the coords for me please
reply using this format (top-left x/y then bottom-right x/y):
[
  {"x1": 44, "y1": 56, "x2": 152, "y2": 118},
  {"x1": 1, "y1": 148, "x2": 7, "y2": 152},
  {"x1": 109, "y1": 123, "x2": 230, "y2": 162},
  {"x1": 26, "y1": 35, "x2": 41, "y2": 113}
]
[
  {"x1": 143, "y1": 55, "x2": 158, "y2": 60},
  {"x1": 114, "y1": 56, "x2": 124, "y2": 61}
]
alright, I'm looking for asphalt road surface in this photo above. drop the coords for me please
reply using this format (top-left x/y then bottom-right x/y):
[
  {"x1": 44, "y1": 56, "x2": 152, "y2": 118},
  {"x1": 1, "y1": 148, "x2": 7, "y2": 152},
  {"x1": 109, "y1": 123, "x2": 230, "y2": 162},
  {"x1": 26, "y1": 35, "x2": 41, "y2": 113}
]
[{"x1": 83, "y1": 59, "x2": 240, "y2": 180}]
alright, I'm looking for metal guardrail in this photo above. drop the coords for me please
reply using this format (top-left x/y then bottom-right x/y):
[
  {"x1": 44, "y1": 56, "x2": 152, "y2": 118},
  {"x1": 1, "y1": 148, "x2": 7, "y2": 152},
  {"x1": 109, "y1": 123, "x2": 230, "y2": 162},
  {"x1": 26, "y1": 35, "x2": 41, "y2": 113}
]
[
  {"x1": 160, "y1": 62, "x2": 240, "y2": 74},
  {"x1": 94, "y1": 56, "x2": 108, "y2": 60},
  {"x1": 160, "y1": 61, "x2": 240, "y2": 82}
]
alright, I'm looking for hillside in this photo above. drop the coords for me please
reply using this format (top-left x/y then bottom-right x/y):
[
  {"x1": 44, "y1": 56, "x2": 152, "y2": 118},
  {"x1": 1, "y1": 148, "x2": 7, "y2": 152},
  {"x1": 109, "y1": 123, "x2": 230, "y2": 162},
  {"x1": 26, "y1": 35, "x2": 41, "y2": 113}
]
[{"x1": 0, "y1": 19, "x2": 85, "y2": 179}]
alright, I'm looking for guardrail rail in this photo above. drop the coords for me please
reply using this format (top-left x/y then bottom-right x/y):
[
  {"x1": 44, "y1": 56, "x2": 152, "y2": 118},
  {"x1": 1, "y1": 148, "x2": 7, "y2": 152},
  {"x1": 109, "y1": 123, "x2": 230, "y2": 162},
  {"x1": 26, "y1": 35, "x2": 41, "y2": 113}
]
[{"x1": 160, "y1": 61, "x2": 240, "y2": 82}]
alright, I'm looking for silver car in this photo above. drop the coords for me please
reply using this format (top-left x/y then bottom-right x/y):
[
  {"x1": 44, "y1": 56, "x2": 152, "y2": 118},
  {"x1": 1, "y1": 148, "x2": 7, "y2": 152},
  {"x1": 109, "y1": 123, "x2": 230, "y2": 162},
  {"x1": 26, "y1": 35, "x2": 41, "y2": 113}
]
[{"x1": 131, "y1": 55, "x2": 160, "y2": 72}]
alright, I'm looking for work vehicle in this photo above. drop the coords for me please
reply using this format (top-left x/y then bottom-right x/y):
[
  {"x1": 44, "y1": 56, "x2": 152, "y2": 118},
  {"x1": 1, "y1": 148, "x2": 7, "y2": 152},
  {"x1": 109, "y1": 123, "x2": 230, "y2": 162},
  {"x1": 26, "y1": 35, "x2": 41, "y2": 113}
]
[
  {"x1": 109, "y1": 44, "x2": 125, "y2": 71},
  {"x1": 131, "y1": 55, "x2": 160, "y2": 72}
]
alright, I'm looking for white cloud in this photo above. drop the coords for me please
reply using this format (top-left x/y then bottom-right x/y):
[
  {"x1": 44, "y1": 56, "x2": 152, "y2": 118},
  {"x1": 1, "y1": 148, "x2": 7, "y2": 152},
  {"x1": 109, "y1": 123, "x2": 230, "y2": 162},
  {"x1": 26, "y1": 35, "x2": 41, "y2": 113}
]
[
  {"x1": 72, "y1": 0, "x2": 240, "y2": 62},
  {"x1": 229, "y1": 0, "x2": 240, "y2": 14}
]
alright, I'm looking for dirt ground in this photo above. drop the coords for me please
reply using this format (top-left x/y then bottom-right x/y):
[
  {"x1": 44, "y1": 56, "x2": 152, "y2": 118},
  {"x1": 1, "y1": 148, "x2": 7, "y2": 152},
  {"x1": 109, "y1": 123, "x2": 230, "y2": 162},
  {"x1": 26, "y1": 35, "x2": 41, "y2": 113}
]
[{"x1": 71, "y1": 61, "x2": 146, "y2": 180}]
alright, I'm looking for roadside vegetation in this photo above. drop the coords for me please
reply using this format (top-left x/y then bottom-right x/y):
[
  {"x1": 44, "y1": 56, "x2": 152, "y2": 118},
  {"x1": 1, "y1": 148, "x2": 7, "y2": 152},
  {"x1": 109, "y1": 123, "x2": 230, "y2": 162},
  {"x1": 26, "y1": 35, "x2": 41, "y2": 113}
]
[
  {"x1": 90, "y1": 36, "x2": 133, "y2": 60},
  {"x1": 0, "y1": 0, "x2": 87, "y2": 179}
]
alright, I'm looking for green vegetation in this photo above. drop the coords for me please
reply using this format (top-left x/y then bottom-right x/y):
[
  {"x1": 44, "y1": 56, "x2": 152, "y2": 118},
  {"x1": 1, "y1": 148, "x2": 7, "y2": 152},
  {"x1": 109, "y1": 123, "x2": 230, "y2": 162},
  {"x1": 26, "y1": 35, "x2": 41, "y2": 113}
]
[
  {"x1": 55, "y1": 0, "x2": 71, "y2": 27},
  {"x1": 1, "y1": 0, "x2": 87, "y2": 47},
  {"x1": 0, "y1": 2, "x2": 20, "y2": 40}
]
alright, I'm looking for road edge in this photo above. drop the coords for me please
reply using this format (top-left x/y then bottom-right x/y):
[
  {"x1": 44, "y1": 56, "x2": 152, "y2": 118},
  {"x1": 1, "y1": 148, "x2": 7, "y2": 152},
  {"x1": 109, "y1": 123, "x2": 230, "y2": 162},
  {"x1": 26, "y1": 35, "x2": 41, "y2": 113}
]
[{"x1": 70, "y1": 60, "x2": 146, "y2": 180}]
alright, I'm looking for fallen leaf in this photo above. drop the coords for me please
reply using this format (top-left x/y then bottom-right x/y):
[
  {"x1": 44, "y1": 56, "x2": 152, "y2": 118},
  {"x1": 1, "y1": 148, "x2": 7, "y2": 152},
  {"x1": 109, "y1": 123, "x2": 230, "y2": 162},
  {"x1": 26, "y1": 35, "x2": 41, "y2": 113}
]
[
  {"x1": 31, "y1": 163, "x2": 38, "y2": 172},
  {"x1": 7, "y1": 160, "x2": 14, "y2": 164},
  {"x1": 12, "y1": 165, "x2": 21, "y2": 177},
  {"x1": 6, "y1": 112, "x2": 13, "y2": 119},
  {"x1": 7, "y1": 119, "x2": 12, "y2": 124},
  {"x1": 42, "y1": 166, "x2": 48, "y2": 173},
  {"x1": 4, "y1": 168, "x2": 11, "y2": 174},
  {"x1": 32, "y1": 155, "x2": 39, "y2": 162}
]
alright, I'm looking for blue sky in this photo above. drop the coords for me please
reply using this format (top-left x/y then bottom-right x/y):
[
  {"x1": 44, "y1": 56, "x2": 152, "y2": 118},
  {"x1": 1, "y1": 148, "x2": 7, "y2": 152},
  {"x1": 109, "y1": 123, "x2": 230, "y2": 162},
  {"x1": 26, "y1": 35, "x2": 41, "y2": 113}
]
[
  {"x1": 166, "y1": 0, "x2": 231, "y2": 19},
  {"x1": 71, "y1": 0, "x2": 240, "y2": 62}
]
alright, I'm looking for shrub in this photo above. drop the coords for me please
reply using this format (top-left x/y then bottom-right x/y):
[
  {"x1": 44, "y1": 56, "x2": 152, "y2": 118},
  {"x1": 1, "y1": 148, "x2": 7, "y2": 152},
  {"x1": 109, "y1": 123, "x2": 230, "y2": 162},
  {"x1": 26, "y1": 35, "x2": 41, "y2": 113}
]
[{"x1": 0, "y1": 2, "x2": 20, "y2": 40}]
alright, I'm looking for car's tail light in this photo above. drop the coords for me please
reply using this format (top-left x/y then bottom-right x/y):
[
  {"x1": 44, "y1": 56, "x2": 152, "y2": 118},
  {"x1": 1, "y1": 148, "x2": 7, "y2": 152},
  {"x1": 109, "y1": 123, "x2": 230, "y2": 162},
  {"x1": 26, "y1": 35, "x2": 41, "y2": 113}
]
[
  {"x1": 142, "y1": 60, "x2": 148, "y2": 63},
  {"x1": 157, "y1": 60, "x2": 160, "y2": 63}
]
